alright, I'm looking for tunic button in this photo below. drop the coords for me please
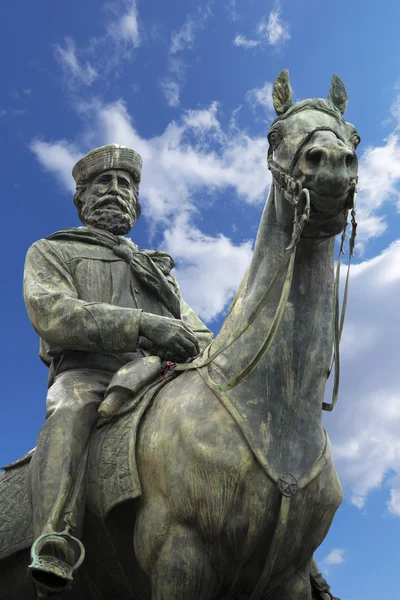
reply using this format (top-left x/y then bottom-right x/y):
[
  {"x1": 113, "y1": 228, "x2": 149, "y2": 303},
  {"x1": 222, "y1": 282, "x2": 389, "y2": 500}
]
[
  {"x1": 105, "y1": 341, "x2": 112, "y2": 348},
  {"x1": 134, "y1": 288, "x2": 140, "y2": 294}
]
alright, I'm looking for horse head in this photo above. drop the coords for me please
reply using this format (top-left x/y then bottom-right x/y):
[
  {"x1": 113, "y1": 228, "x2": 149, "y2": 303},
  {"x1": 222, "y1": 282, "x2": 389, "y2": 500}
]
[{"x1": 268, "y1": 69, "x2": 360, "y2": 239}]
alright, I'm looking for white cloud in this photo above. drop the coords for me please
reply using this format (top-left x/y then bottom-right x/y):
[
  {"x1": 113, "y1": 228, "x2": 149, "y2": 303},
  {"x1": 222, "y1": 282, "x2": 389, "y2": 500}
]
[
  {"x1": 160, "y1": 4, "x2": 214, "y2": 107},
  {"x1": 233, "y1": 35, "x2": 260, "y2": 49},
  {"x1": 54, "y1": 1, "x2": 141, "y2": 87},
  {"x1": 54, "y1": 37, "x2": 98, "y2": 86},
  {"x1": 170, "y1": 18, "x2": 197, "y2": 55},
  {"x1": 234, "y1": 4, "x2": 290, "y2": 50},
  {"x1": 107, "y1": 1, "x2": 140, "y2": 47},
  {"x1": 356, "y1": 133, "x2": 400, "y2": 246},
  {"x1": 164, "y1": 214, "x2": 252, "y2": 321},
  {"x1": 160, "y1": 58, "x2": 187, "y2": 108},
  {"x1": 170, "y1": 3, "x2": 213, "y2": 54},
  {"x1": 225, "y1": 0, "x2": 239, "y2": 21},
  {"x1": 30, "y1": 99, "x2": 269, "y2": 320},
  {"x1": 387, "y1": 484, "x2": 400, "y2": 516},
  {"x1": 160, "y1": 78, "x2": 181, "y2": 107},
  {"x1": 321, "y1": 549, "x2": 345, "y2": 574},
  {"x1": 246, "y1": 82, "x2": 274, "y2": 114},
  {"x1": 30, "y1": 140, "x2": 81, "y2": 193},
  {"x1": 325, "y1": 241, "x2": 400, "y2": 511},
  {"x1": 182, "y1": 101, "x2": 222, "y2": 135},
  {"x1": 258, "y1": 7, "x2": 290, "y2": 47}
]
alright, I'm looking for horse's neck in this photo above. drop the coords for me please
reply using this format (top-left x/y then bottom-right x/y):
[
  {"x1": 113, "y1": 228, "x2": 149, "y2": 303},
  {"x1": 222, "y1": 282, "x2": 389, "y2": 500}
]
[{"x1": 213, "y1": 185, "x2": 335, "y2": 431}]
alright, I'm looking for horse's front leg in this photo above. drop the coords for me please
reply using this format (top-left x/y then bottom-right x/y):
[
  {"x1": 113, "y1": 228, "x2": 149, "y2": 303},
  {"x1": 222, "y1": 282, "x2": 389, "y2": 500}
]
[
  {"x1": 134, "y1": 496, "x2": 219, "y2": 600},
  {"x1": 151, "y1": 523, "x2": 218, "y2": 600}
]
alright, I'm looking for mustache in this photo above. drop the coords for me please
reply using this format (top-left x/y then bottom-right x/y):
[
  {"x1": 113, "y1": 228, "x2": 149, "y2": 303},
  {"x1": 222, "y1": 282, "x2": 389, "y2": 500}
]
[{"x1": 90, "y1": 195, "x2": 134, "y2": 215}]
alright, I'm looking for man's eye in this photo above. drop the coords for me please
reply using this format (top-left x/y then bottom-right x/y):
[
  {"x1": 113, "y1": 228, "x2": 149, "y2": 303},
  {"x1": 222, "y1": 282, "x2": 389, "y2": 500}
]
[{"x1": 119, "y1": 180, "x2": 130, "y2": 188}]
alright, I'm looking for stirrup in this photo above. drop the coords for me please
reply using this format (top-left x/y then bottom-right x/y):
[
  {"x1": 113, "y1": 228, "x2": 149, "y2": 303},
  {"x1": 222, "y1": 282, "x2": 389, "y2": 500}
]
[{"x1": 29, "y1": 532, "x2": 85, "y2": 593}]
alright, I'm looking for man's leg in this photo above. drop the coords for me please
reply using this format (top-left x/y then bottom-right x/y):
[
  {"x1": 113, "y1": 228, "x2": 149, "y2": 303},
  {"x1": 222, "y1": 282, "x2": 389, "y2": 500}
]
[{"x1": 28, "y1": 369, "x2": 111, "y2": 593}]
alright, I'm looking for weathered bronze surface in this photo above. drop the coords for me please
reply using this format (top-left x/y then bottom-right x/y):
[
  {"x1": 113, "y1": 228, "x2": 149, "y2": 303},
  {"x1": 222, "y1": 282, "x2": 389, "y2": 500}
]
[{"x1": 0, "y1": 72, "x2": 358, "y2": 599}]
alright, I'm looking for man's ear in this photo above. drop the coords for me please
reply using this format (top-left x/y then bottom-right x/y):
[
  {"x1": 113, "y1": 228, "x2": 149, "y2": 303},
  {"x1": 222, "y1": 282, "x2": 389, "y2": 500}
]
[{"x1": 73, "y1": 185, "x2": 86, "y2": 219}]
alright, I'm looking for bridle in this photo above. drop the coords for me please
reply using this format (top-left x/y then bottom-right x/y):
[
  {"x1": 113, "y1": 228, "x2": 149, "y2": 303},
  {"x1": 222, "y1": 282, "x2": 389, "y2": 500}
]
[
  {"x1": 267, "y1": 125, "x2": 358, "y2": 410},
  {"x1": 173, "y1": 125, "x2": 358, "y2": 412}
]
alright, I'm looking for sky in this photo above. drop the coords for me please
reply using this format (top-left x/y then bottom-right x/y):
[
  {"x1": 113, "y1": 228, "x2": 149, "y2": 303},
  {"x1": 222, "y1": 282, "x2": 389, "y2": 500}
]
[{"x1": 2, "y1": 0, "x2": 400, "y2": 597}]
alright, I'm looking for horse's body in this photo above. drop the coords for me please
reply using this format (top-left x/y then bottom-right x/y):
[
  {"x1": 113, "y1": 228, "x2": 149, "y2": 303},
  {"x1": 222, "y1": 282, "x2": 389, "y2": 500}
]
[
  {"x1": 133, "y1": 72, "x2": 359, "y2": 599},
  {"x1": 0, "y1": 71, "x2": 359, "y2": 600},
  {"x1": 133, "y1": 206, "x2": 343, "y2": 600}
]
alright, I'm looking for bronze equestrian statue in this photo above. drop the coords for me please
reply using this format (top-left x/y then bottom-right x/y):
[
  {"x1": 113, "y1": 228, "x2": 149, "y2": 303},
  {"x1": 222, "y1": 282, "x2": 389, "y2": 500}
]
[{"x1": 0, "y1": 70, "x2": 358, "y2": 599}]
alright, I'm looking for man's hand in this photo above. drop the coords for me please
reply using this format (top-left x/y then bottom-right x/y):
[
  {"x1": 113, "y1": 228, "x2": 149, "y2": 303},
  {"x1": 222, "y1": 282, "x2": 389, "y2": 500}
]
[{"x1": 139, "y1": 313, "x2": 200, "y2": 362}]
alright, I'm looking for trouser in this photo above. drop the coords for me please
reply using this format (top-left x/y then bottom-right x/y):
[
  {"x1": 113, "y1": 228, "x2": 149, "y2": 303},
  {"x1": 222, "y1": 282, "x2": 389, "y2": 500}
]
[{"x1": 28, "y1": 369, "x2": 113, "y2": 541}]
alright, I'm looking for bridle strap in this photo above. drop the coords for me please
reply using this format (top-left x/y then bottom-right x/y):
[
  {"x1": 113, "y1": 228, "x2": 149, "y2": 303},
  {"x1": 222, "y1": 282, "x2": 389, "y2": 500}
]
[
  {"x1": 174, "y1": 248, "x2": 293, "y2": 372},
  {"x1": 323, "y1": 192, "x2": 357, "y2": 411}
]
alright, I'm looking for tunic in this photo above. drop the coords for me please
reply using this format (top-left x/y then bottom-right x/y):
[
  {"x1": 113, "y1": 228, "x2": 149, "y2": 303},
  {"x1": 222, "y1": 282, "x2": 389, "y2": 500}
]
[{"x1": 23, "y1": 227, "x2": 213, "y2": 385}]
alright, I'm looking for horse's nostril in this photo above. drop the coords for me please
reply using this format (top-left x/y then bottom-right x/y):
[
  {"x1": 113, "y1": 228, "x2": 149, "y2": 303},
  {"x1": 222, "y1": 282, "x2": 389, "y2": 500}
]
[
  {"x1": 306, "y1": 147, "x2": 326, "y2": 168},
  {"x1": 345, "y1": 152, "x2": 357, "y2": 169}
]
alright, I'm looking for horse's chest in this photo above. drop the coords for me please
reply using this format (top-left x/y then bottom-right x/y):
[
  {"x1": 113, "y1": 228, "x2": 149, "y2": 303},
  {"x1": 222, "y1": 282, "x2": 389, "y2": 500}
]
[{"x1": 223, "y1": 457, "x2": 343, "y2": 584}]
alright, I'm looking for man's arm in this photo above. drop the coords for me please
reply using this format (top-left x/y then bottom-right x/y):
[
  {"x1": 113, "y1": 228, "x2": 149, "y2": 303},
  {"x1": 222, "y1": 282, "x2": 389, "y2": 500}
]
[{"x1": 23, "y1": 239, "x2": 142, "y2": 353}]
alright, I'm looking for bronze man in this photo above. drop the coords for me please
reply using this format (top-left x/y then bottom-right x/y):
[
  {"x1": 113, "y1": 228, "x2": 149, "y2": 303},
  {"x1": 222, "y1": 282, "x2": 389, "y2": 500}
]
[{"x1": 24, "y1": 144, "x2": 213, "y2": 595}]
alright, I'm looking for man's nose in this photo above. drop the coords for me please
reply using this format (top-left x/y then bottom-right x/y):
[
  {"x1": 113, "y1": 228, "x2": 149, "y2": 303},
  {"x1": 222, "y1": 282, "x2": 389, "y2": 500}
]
[{"x1": 108, "y1": 176, "x2": 119, "y2": 194}]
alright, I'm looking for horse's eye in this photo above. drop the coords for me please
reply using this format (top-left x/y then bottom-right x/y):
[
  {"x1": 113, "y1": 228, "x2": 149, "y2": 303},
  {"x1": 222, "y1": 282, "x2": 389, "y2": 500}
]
[
  {"x1": 268, "y1": 130, "x2": 281, "y2": 147},
  {"x1": 351, "y1": 134, "x2": 361, "y2": 149}
]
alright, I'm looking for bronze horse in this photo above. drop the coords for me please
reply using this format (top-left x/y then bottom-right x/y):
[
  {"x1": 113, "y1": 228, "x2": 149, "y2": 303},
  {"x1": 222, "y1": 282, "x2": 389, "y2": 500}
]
[{"x1": 0, "y1": 70, "x2": 359, "y2": 599}]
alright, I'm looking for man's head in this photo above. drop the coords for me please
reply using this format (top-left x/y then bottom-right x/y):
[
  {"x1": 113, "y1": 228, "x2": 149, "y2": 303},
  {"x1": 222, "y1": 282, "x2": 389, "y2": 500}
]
[{"x1": 72, "y1": 144, "x2": 142, "y2": 235}]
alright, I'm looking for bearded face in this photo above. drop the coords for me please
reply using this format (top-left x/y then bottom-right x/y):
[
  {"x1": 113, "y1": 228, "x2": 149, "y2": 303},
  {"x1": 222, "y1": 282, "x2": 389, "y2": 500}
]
[{"x1": 76, "y1": 169, "x2": 140, "y2": 235}]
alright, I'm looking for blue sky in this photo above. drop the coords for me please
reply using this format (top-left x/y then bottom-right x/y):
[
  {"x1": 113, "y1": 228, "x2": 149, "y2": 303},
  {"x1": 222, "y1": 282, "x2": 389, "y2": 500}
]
[{"x1": 2, "y1": 1, "x2": 400, "y2": 597}]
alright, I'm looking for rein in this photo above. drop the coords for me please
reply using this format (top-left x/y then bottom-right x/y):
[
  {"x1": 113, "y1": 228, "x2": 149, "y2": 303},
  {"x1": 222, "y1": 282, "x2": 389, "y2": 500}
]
[
  {"x1": 172, "y1": 187, "x2": 310, "y2": 387},
  {"x1": 173, "y1": 129, "x2": 358, "y2": 411}
]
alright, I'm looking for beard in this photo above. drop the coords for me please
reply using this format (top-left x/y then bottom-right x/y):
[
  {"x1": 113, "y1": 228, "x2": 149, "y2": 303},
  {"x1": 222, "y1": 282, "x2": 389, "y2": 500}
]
[{"x1": 80, "y1": 197, "x2": 136, "y2": 235}]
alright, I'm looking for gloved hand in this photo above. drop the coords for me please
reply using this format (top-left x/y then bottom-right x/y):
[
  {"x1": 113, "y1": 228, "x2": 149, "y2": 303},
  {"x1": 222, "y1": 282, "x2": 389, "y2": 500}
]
[{"x1": 139, "y1": 313, "x2": 200, "y2": 362}]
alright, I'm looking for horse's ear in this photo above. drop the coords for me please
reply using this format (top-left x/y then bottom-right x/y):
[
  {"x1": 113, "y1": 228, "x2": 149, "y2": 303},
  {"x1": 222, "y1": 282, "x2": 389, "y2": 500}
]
[
  {"x1": 327, "y1": 74, "x2": 348, "y2": 114},
  {"x1": 272, "y1": 69, "x2": 293, "y2": 116}
]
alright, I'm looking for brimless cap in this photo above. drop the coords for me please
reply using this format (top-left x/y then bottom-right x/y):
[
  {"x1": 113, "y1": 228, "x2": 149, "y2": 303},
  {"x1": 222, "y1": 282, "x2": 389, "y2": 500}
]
[{"x1": 72, "y1": 144, "x2": 143, "y2": 185}]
